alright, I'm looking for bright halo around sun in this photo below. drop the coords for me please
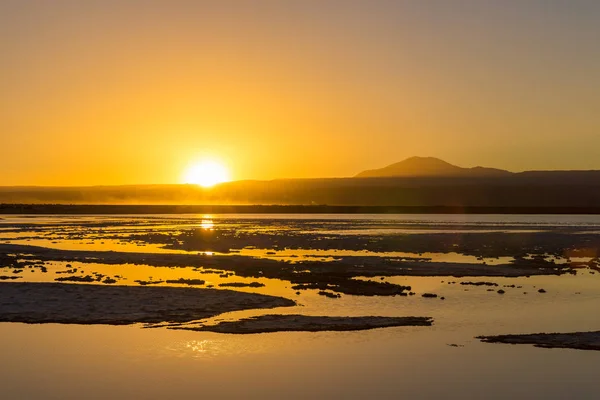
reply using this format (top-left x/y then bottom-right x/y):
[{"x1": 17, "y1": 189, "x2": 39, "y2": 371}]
[{"x1": 183, "y1": 160, "x2": 230, "y2": 187}]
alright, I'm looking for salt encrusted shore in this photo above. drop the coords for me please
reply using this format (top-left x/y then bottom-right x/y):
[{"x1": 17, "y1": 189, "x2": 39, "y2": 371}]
[
  {"x1": 178, "y1": 314, "x2": 433, "y2": 334},
  {"x1": 478, "y1": 331, "x2": 600, "y2": 351},
  {"x1": 0, "y1": 244, "x2": 576, "y2": 297},
  {"x1": 0, "y1": 282, "x2": 295, "y2": 325}
]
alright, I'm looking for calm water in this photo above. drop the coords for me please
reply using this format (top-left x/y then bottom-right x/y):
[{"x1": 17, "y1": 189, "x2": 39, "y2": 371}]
[{"x1": 1, "y1": 214, "x2": 599, "y2": 399}]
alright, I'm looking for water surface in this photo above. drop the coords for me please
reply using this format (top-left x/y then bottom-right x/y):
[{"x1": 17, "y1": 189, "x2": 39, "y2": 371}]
[{"x1": 1, "y1": 214, "x2": 599, "y2": 399}]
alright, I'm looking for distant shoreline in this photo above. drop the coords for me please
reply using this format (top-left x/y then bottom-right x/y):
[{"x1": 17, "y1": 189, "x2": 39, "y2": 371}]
[{"x1": 2, "y1": 204, "x2": 600, "y2": 215}]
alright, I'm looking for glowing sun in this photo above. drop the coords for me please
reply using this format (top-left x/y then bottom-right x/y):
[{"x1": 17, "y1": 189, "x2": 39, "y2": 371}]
[{"x1": 183, "y1": 160, "x2": 230, "y2": 187}]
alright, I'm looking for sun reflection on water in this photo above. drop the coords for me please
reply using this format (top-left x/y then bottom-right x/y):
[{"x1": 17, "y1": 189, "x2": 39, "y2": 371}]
[
  {"x1": 200, "y1": 219, "x2": 214, "y2": 230},
  {"x1": 164, "y1": 339, "x2": 226, "y2": 358},
  {"x1": 165, "y1": 337, "x2": 274, "y2": 358},
  {"x1": 185, "y1": 340, "x2": 215, "y2": 354}
]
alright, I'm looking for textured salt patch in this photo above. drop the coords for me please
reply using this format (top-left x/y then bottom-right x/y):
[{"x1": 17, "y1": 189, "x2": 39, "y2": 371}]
[{"x1": 0, "y1": 282, "x2": 295, "y2": 325}]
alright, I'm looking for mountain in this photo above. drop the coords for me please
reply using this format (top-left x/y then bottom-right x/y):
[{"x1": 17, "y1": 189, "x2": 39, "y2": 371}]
[
  {"x1": 2, "y1": 157, "x2": 600, "y2": 208},
  {"x1": 355, "y1": 157, "x2": 513, "y2": 178}
]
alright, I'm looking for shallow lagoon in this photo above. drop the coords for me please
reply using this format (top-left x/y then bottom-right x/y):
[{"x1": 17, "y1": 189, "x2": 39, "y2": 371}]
[{"x1": 1, "y1": 214, "x2": 600, "y2": 399}]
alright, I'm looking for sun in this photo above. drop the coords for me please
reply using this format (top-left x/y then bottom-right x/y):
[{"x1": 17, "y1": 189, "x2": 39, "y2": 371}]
[{"x1": 183, "y1": 160, "x2": 230, "y2": 187}]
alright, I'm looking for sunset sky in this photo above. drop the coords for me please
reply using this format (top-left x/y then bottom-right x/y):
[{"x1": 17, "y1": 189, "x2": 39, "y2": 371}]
[{"x1": 2, "y1": 1, "x2": 599, "y2": 185}]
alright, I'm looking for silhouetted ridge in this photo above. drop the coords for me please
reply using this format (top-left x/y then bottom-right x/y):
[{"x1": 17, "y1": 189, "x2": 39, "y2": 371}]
[
  {"x1": 355, "y1": 156, "x2": 512, "y2": 178},
  {"x1": 2, "y1": 158, "x2": 600, "y2": 207}
]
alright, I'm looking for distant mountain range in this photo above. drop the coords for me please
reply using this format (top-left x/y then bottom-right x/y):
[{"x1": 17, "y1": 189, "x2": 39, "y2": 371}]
[
  {"x1": 1, "y1": 156, "x2": 600, "y2": 209},
  {"x1": 356, "y1": 157, "x2": 513, "y2": 178},
  {"x1": 356, "y1": 156, "x2": 600, "y2": 179}
]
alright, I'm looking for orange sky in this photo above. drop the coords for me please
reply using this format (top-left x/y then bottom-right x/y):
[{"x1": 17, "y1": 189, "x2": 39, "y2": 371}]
[{"x1": 1, "y1": 1, "x2": 600, "y2": 185}]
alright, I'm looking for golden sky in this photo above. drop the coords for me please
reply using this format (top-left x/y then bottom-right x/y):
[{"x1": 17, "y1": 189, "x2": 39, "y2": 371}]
[{"x1": 1, "y1": 1, "x2": 600, "y2": 185}]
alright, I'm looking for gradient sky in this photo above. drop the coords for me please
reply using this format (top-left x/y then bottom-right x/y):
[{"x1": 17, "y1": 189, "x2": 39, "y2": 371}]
[{"x1": 1, "y1": 0, "x2": 600, "y2": 185}]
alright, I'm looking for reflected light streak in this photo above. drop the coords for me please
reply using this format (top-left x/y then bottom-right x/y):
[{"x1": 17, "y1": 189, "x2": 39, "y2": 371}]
[{"x1": 200, "y1": 219, "x2": 214, "y2": 230}]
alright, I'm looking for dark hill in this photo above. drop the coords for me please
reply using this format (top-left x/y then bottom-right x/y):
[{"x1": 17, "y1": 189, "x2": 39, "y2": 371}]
[
  {"x1": 356, "y1": 157, "x2": 513, "y2": 178},
  {"x1": 2, "y1": 157, "x2": 600, "y2": 209}
]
